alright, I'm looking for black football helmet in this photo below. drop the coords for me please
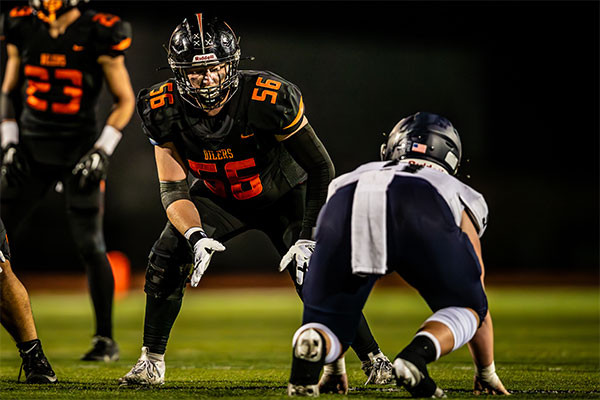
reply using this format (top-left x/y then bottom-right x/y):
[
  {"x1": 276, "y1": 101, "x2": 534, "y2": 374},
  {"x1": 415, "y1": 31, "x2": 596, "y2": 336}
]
[
  {"x1": 29, "y1": 0, "x2": 88, "y2": 23},
  {"x1": 380, "y1": 112, "x2": 462, "y2": 175},
  {"x1": 168, "y1": 13, "x2": 241, "y2": 111}
]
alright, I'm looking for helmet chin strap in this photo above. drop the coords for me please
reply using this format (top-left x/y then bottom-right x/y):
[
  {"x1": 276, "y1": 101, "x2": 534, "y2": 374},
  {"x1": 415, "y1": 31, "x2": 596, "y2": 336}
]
[{"x1": 400, "y1": 158, "x2": 449, "y2": 174}]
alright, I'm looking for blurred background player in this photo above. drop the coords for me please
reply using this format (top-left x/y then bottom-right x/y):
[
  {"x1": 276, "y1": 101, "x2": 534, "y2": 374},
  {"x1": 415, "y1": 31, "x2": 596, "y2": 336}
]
[
  {"x1": 287, "y1": 112, "x2": 510, "y2": 397},
  {"x1": 119, "y1": 13, "x2": 392, "y2": 386},
  {"x1": 0, "y1": 0, "x2": 135, "y2": 361},
  {"x1": 1, "y1": 217, "x2": 57, "y2": 383}
]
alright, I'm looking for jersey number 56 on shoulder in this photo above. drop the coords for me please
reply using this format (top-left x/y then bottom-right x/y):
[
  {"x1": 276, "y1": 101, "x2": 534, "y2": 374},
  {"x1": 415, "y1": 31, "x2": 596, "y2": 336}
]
[
  {"x1": 251, "y1": 77, "x2": 282, "y2": 104},
  {"x1": 149, "y1": 82, "x2": 174, "y2": 109}
]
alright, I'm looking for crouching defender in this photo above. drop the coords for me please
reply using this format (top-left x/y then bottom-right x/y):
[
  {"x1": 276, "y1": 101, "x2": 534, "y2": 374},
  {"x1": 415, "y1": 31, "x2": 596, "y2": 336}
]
[
  {"x1": 287, "y1": 112, "x2": 510, "y2": 397},
  {"x1": 0, "y1": 217, "x2": 57, "y2": 383}
]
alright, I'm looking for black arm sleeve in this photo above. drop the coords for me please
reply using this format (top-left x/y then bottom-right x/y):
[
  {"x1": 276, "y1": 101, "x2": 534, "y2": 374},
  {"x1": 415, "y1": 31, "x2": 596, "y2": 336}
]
[
  {"x1": 0, "y1": 92, "x2": 16, "y2": 121},
  {"x1": 282, "y1": 123, "x2": 335, "y2": 239}
]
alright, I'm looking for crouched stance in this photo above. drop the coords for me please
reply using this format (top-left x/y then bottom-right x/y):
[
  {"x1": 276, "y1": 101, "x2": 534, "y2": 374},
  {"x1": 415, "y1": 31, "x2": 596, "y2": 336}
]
[{"x1": 288, "y1": 112, "x2": 509, "y2": 397}]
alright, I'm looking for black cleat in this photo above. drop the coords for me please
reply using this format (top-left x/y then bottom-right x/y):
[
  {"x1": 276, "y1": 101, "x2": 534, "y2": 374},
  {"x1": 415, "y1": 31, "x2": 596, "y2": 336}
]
[
  {"x1": 18, "y1": 340, "x2": 58, "y2": 384},
  {"x1": 81, "y1": 336, "x2": 119, "y2": 362}
]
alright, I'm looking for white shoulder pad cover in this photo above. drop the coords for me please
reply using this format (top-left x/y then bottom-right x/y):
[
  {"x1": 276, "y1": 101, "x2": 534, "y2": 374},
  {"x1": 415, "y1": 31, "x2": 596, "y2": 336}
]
[{"x1": 458, "y1": 186, "x2": 488, "y2": 237}]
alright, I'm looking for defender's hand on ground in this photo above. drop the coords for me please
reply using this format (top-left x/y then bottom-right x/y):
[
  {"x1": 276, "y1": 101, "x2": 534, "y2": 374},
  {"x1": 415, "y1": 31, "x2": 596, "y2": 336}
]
[
  {"x1": 278, "y1": 239, "x2": 315, "y2": 272},
  {"x1": 190, "y1": 238, "x2": 225, "y2": 287},
  {"x1": 474, "y1": 362, "x2": 510, "y2": 395}
]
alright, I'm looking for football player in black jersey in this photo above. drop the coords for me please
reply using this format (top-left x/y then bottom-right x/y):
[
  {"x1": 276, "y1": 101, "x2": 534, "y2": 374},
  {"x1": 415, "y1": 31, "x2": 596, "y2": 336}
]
[
  {"x1": 0, "y1": 1, "x2": 135, "y2": 361},
  {"x1": 119, "y1": 14, "x2": 392, "y2": 389},
  {"x1": 1, "y1": 216, "x2": 57, "y2": 383}
]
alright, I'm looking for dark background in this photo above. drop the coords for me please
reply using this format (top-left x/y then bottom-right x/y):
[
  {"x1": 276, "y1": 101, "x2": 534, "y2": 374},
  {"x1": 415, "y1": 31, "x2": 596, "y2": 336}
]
[{"x1": 2, "y1": 1, "x2": 598, "y2": 277}]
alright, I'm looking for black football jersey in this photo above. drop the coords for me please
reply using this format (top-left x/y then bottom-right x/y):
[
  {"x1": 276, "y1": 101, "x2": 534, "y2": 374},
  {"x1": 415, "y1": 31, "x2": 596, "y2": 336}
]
[
  {"x1": 137, "y1": 70, "x2": 308, "y2": 211},
  {"x1": 1, "y1": 6, "x2": 131, "y2": 165}
]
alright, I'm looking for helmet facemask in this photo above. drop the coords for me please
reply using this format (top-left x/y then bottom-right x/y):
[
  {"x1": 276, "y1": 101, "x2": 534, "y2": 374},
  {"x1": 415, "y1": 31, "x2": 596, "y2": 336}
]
[{"x1": 170, "y1": 53, "x2": 240, "y2": 111}]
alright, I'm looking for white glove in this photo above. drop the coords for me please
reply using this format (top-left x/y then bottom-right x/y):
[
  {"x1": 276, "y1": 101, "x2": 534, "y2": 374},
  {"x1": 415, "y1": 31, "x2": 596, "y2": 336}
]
[
  {"x1": 278, "y1": 239, "x2": 316, "y2": 272},
  {"x1": 190, "y1": 238, "x2": 225, "y2": 287}
]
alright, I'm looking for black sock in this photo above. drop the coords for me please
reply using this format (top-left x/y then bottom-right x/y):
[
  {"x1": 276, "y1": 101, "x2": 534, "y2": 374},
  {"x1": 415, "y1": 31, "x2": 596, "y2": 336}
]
[
  {"x1": 84, "y1": 252, "x2": 115, "y2": 338},
  {"x1": 351, "y1": 314, "x2": 380, "y2": 361},
  {"x1": 17, "y1": 339, "x2": 41, "y2": 353},
  {"x1": 397, "y1": 335, "x2": 437, "y2": 371},
  {"x1": 142, "y1": 295, "x2": 183, "y2": 354}
]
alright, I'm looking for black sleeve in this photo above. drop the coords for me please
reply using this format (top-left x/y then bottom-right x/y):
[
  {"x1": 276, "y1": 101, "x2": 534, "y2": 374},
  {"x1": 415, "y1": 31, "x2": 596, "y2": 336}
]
[{"x1": 282, "y1": 123, "x2": 335, "y2": 239}]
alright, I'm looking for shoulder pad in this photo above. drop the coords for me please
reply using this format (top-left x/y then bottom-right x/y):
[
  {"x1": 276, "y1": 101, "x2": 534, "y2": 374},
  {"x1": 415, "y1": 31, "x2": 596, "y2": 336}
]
[
  {"x1": 245, "y1": 71, "x2": 305, "y2": 137},
  {"x1": 91, "y1": 11, "x2": 132, "y2": 56},
  {"x1": 459, "y1": 187, "x2": 488, "y2": 237},
  {"x1": 136, "y1": 80, "x2": 184, "y2": 145},
  {"x1": 1, "y1": 7, "x2": 33, "y2": 45}
]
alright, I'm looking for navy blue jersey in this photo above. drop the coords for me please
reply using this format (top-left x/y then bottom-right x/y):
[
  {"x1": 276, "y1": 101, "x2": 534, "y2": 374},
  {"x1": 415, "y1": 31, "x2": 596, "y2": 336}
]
[
  {"x1": 137, "y1": 70, "x2": 307, "y2": 211},
  {"x1": 1, "y1": 6, "x2": 131, "y2": 164}
]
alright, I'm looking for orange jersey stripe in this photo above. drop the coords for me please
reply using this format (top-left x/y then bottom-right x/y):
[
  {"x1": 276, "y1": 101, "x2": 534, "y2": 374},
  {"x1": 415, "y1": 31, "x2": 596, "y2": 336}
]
[
  {"x1": 283, "y1": 97, "x2": 304, "y2": 130},
  {"x1": 111, "y1": 37, "x2": 131, "y2": 51}
]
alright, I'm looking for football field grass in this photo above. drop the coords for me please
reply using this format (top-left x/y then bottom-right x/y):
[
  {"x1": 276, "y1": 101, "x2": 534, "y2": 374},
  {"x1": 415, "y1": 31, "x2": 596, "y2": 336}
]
[{"x1": 0, "y1": 285, "x2": 598, "y2": 399}]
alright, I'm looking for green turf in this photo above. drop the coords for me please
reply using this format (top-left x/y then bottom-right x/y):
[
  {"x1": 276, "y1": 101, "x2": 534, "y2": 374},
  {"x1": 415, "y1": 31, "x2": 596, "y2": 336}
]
[{"x1": 1, "y1": 286, "x2": 598, "y2": 399}]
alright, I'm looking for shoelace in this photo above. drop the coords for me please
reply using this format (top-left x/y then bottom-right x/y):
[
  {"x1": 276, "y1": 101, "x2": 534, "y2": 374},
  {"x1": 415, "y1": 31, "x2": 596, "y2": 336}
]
[
  {"x1": 364, "y1": 357, "x2": 393, "y2": 385},
  {"x1": 18, "y1": 347, "x2": 51, "y2": 382},
  {"x1": 130, "y1": 359, "x2": 159, "y2": 380}
]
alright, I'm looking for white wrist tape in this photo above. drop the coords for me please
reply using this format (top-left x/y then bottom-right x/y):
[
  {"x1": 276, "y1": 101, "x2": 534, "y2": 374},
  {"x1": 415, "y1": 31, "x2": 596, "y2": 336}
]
[
  {"x1": 1, "y1": 120, "x2": 19, "y2": 148},
  {"x1": 94, "y1": 125, "x2": 122, "y2": 155},
  {"x1": 477, "y1": 361, "x2": 496, "y2": 378},
  {"x1": 323, "y1": 356, "x2": 346, "y2": 375}
]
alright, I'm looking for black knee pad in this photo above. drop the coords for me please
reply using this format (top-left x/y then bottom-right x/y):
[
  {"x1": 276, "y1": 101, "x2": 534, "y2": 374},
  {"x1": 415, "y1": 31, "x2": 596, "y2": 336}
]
[{"x1": 144, "y1": 251, "x2": 192, "y2": 300}]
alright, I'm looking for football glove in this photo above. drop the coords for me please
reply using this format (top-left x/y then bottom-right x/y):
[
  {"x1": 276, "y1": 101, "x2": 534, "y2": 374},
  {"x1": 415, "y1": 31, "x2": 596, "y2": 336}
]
[
  {"x1": 279, "y1": 239, "x2": 315, "y2": 285},
  {"x1": 1, "y1": 144, "x2": 30, "y2": 187},
  {"x1": 190, "y1": 237, "x2": 226, "y2": 287},
  {"x1": 72, "y1": 148, "x2": 109, "y2": 190},
  {"x1": 474, "y1": 362, "x2": 510, "y2": 395}
]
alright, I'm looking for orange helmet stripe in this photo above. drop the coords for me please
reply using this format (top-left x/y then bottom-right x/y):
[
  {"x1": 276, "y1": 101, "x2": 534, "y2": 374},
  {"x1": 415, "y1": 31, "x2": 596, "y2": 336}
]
[{"x1": 195, "y1": 13, "x2": 204, "y2": 53}]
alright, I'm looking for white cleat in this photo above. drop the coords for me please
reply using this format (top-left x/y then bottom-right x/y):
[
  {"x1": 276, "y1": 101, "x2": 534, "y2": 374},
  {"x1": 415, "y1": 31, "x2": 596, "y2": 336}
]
[
  {"x1": 393, "y1": 358, "x2": 446, "y2": 398},
  {"x1": 287, "y1": 383, "x2": 320, "y2": 397},
  {"x1": 118, "y1": 347, "x2": 165, "y2": 386},
  {"x1": 362, "y1": 352, "x2": 395, "y2": 385}
]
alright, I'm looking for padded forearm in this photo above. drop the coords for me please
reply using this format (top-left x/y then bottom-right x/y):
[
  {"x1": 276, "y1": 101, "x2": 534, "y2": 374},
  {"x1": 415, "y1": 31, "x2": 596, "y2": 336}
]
[{"x1": 283, "y1": 124, "x2": 335, "y2": 239}]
